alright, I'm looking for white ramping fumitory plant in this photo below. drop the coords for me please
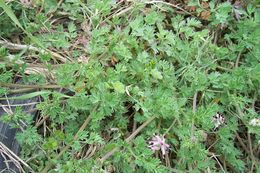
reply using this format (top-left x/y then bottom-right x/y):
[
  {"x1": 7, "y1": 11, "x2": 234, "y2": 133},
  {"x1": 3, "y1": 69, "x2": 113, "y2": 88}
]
[
  {"x1": 249, "y1": 118, "x2": 260, "y2": 127},
  {"x1": 212, "y1": 112, "x2": 225, "y2": 131},
  {"x1": 148, "y1": 135, "x2": 170, "y2": 156}
]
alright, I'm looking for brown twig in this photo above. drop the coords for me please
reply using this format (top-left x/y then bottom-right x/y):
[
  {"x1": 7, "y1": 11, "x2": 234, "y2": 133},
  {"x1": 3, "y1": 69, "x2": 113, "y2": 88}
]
[
  {"x1": 0, "y1": 142, "x2": 35, "y2": 173},
  {"x1": 235, "y1": 51, "x2": 242, "y2": 68},
  {"x1": 213, "y1": 30, "x2": 218, "y2": 44},
  {"x1": 247, "y1": 132, "x2": 256, "y2": 172},
  {"x1": 208, "y1": 152, "x2": 225, "y2": 172},
  {"x1": 145, "y1": 1, "x2": 192, "y2": 15},
  {"x1": 35, "y1": 116, "x2": 49, "y2": 128},
  {"x1": 235, "y1": 104, "x2": 258, "y2": 167},
  {"x1": 0, "y1": 40, "x2": 69, "y2": 62},
  {"x1": 193, "y1": 92, "x2": 198, "y2": 113},
  {"x1": 235, "y1": 132, "x2": 250, "y2": 154},
  {"x1": 126, "y1": 116, "x2": 156, "y2": 143},
  {"x1": 0, "y1": 102, "x2": 40, "y2": 107},
  {"x1": 216, "y1": 65, "x2": 232, "y2": 72},
  {"x1": 99, "y1": 115, "x2": 156, "y2": 163},
  {"x1": 0, "y1": 83, "x2": 61, "y2": 89},
  {"x1": 0, "y1": 40, "x2": 41, "y2": 52},
  {"x1": 8, "y1": 88, "x2": 37, "y2": 94},
  {"x1": 191, "y1": 92, "x2": 198, "y2": 139},
  {"x1": 40, "y1": 104, "x2": 98, "y2": 173}
]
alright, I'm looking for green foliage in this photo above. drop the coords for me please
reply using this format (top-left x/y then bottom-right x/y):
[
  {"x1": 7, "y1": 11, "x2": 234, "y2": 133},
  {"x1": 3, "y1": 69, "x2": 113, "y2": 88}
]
[
  {"x1": 0, "y1": 107, "x2": 33, "y2": 128},
  {"x1": 0, "y1": 0, "x2": 259, "y2": 172}
]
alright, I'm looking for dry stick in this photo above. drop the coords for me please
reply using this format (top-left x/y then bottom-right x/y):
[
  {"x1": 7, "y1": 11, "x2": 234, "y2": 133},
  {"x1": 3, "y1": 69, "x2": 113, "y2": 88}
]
[
  {"x1": 209, "y1": 153, "x2": 225, "y2": 172},
  {"x1": 235, "y1": 105, "x2": 258, "y2": 166},
  {"x1": 235, "y1": 51, "x2": 242, "y2": 68},
  {"x1": 252, "y1": 92, "x2": 257, "y2": 112},
  {"x1": 0, "y1": 151, "x2": 9, "y2": 168},
  {"x1": 104, "y1": 5, "x2": 133, "y2": 21},
  {"x1": 40, "y1": 105, "x2": 98, "y2": 173},
  {"x1": 0, "y1": 142, "x2": 35, "y2": 173},
  {"x1": 99, "y1": 116, "x2": 156, "y2": 163},
  {"x1": 0, "y1": 40, "x2": 69, "y2": 62},
  {"x1": 36, "y1": 100, "x2": 68, "y2": 128},
  {"x1": 97, "y1": 1, "x2": 134, "y2": 27},
  {"x1": 187, "y1": 92, "x2": 198, "y2": 171},
  {"x1": 191, "y1": 92, "x2": 197, "y2": 138},
  {"x1": 0, "y1": 40, "x2": 40, "y2": 51},
  {"x1": 35, "y1": 116, "x2": 49, "y2": 128},
  {"x1": 114, "y1": 6, "x2": 134, "y2": 17},
  {"x1": 216, "y1": 65, "x2": 232, "y2": 72},
  {"x1": 213, "y1": 30, "x2": 218, "y2": 44},
  {"x1": 126, "y1": 116, "x2": 156, "y2": 143},
  {"x1": 0, "y1": 102, "x2": 40, "y2": 107},
  {"x1": 145, "y1": 0, "x2": 192, "y2": 15},
  {"x1": 192, "y1": 92, "x2": 198, "y2": 113},
  {"x1": 8, "y1": 88, "x2": 37, "y2": 94},
  {"x1": 86, "y1": 145, "x2": 97, "y2": 159},
  {"x1": 0, "y1": 83, "x2": 61, "y2": 89},
  {"x1": 25, "y1": 108, "x2": 38, "y2": 114},
  {"x1": 132, "y1": 121, "x2": 137, "y2": 133},
  {"x1": 248, "y1": 132, "x2": 255, "y2": 173},
  {"x1": 234, "y1": 54, "x2": 256, "y2": 170},
  {"x1": 100, "y1": 0, "x2": 190, "y2": 26},
  {"x1": 84, "y1": 144, "x2": 95, "y2": 159},
  {"x1": 235, "y1": 132, "x2": 250, "y2": 154},
  {"x1": 251, "y1": 93, "x2": 259, "y2": 154},
  {"x1": 0, "y1": 62, "x2": 61, "y2": 68},
  {"x1": 256, "y1": 147, "x2": 260, "y2": 159}
]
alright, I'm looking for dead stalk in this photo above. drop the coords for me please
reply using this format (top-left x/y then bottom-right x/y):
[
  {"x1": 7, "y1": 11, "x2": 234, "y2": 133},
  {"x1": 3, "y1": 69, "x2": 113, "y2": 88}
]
[
  {"x1": 0, "y1": 40, "x2": 70, "y2": 62},
  {"x1": 99, "y1": 115, "x2": 156, "y2": 163},
  {"x1": 0, "y1": 142, "x2": 35, "y2": 173},
  {"x1": 40, "y1": 105, "x2": 98, "y2": 173}
]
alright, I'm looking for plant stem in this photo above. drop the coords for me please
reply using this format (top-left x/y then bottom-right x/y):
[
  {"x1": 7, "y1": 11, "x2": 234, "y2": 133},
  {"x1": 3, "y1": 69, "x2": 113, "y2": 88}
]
[
  {"x1": 0, "y1": 83, "x2": 61, "y2": 89},
  {"x1": 235, "y1": 132, "x2": 250, "y2": 154},
  {"x1": 8, "y1": 88, "x2": 37, "y2": 94},
  {"x1": 99, "y1": 115, "x2": 156, "y2": 163},
  {"x1": 40, "y1": 105, "x2": 98, "y2": 173},
  {"x1": 0, "y1": 142, "x2": 35, "y2": 173},
  {"x1": 191, "y1": 92, "x2": 197, "y2": 139},
  {"x1": 248, "y1": 132, "x2": 255, "y2": 172},
  {"x1": 0, "y1": 40, "x2": 70, "y2": 62},
  {"x1": 216, "y1": 66, "x2": 232, "y2": 72}
]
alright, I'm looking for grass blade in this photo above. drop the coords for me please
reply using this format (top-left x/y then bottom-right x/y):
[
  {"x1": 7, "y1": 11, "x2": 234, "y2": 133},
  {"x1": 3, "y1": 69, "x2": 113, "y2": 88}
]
[
  {"x1": 0, "y1": 0, "x2": 24, "y2": 30},
  {"x1": 0, "y1": 91, "x2": 51, "y2": 100}
]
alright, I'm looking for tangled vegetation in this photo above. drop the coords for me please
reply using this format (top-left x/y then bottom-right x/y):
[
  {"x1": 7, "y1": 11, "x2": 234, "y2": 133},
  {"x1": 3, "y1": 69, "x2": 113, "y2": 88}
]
[{"x1": 0, "y1": 0, "x2": 259, "y2": 172}]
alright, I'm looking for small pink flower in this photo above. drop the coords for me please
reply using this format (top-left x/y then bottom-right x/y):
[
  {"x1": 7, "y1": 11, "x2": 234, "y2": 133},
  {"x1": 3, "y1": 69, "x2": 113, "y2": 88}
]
[
  {"x1": 148, "y1": 135, "x2": 170, "y2": 156},
  {"x1": 232, "y1": 1, "x2": 243, "y2": 20},
  {"x1": 20, "y1": 0, "x2": 33, "y2": 7}
]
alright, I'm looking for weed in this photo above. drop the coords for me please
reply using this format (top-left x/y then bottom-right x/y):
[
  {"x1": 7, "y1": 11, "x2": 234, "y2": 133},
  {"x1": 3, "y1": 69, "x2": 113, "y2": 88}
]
[{"x1": 0, "y1": 0, "x2": 259, "y2": 172}]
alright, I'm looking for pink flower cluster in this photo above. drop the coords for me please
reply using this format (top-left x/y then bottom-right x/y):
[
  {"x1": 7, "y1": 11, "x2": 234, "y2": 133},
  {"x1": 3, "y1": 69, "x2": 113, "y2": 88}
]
[{"x1": 148, "y1": 135, "x2": 170, "y2": 156}]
